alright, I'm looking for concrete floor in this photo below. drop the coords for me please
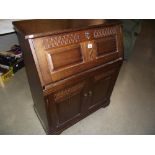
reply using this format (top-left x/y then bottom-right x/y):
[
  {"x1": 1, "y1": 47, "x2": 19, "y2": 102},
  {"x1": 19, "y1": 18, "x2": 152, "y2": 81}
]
[{"x1": 0, "y1": 20, "x2": 155, "y2": 135}]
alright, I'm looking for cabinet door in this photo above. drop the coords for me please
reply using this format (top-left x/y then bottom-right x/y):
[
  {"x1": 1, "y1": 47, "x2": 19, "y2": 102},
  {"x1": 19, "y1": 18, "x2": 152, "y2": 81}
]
[
  {"x1": 88, "y1": 66, "x2": 120, "y2": 111},
  {"x1": 46, "y1": 80, "x2": 88, "y2": 131}
]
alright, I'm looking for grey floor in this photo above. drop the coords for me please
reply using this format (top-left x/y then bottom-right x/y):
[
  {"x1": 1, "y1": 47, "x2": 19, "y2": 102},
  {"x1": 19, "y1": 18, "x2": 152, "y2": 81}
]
[{"x1": 0, "y1": 20, "x2": 155, "y2": 135}]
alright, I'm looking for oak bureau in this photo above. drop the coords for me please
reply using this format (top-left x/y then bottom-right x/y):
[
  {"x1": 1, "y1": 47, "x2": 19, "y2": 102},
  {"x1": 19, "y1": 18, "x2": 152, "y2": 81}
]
[{"x1": 13, "y1": 19, "x2": 124, "y2": 134}]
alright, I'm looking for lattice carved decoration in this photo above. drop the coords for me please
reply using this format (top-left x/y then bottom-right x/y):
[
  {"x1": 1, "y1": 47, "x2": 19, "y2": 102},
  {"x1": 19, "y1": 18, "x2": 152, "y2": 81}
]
[
  {"x1": 54, "y1": 83, "x2": 84, "y2": 102},
  {"x1": 94, "y1": 27, "x2": 117, "y2": 39},
  {"x1": 43, "y1": 33, "x2": 81, "y2": 49}
]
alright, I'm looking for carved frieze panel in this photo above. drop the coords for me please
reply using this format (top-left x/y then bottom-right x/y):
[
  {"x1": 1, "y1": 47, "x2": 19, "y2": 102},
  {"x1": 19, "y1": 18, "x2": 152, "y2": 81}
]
[
  {"x1": 54, "y1": 83, "x2": 84, "y2": 102},
  {"x1": 94, "y1": 27, "x2": 117, "y2": 39},
  {"x1": 43, "y1": 33, "x2": 81, "y2": 49}
]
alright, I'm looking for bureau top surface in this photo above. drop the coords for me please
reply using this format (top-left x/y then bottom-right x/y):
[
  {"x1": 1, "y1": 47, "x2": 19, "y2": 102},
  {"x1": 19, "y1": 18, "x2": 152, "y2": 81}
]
[{"x1": 13, "y1": 19, "x2": 121, "y2": 39}]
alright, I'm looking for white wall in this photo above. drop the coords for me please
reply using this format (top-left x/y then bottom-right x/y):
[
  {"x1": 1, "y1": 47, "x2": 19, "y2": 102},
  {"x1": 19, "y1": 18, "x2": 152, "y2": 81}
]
[
  {"x1": 0, "y1": 33, "x2": 19, "y2": 51},
  {"x1": 0, "y1": 19, "x2": 21, "y2": 51}
]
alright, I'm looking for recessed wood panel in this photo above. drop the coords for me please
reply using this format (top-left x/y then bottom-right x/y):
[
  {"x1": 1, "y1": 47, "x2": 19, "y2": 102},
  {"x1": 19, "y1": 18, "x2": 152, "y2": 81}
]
[
  {"x1": 51, "y1": 82, "x2": 86, "y2": 126},
  {"x1": 47, "y1": 45, "x2": 83, "y2": 71},
  {"x1": 56, "y1": 93, "x2": 81, "y2": 124},
  {"x1": 87, "y1": 67, "x2": 118, "y2": 111},
  {"x1": 92, "y1": 76, "x2": 111, "y2": 105},
  {"x1": 96, "y1": 35, "x2": 117, "y2": 56}
]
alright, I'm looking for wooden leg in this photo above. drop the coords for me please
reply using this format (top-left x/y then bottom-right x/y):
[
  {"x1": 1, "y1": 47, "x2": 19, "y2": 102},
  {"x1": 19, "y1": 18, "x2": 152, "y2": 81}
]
[{"x1": 102, "y1": 99, "x2": 110, "y2": 108}]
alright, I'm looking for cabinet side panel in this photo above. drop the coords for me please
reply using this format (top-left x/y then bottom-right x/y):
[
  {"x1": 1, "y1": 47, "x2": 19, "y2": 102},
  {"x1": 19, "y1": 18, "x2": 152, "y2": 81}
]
[
  {"x1": 106, "y1": 61, "x2": 123, "y2": 99},
  {"x1": 16, "y1": 33, "x2": 49, "y2": 133}
]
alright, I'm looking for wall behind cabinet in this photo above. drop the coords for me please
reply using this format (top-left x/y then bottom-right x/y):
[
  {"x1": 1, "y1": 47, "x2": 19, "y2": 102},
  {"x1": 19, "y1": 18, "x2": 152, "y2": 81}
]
[
  {"x1": 0, "y1": 33, "x2": 19, "y2": 51},
  {"x1": 0, "y1": 19, "x2": 23, "y2": 51}
]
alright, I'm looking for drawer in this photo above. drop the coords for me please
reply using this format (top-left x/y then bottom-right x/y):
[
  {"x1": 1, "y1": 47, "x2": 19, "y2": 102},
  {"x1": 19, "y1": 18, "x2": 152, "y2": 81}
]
[
  {"x1": 95, "y1": 35, "x2": 117, "y2": 57},
  {"x1": 32, "y1": 25, "x2": 123, "y2": 86},
  {"x1": 46, "y1": 44, "x2": 83, "y2": 71},
  {"x1": 81, "y1": 36, "x2": 120, "y2": 64}
]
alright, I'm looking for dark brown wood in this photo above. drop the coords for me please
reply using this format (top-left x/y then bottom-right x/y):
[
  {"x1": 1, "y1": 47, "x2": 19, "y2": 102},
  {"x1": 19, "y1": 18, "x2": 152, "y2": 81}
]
[
  {"x1": 13, "y1": 19, "x2": 124, "y2": 134},
  {"x1": 16, "y1": 34, "x2": 49, "y2": 132},
  {"x1": 13, "y1": 19, "x2": 121, "y2": 39}
]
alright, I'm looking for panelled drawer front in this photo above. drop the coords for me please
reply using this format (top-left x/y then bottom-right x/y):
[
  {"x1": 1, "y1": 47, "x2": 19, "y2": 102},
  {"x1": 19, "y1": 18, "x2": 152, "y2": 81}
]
[
  {"x1": 32, "y1": 25, "x2": 123, "y2": 85},
  {"x1": 95, "y1": 35, "x2": 117, "y2": 57},
  {"x1": 46, "y1": 44, "x2": 83, "y2": 72},
  {"x1": 81, "y1": 35, "x2": 118, "y2": 63}
]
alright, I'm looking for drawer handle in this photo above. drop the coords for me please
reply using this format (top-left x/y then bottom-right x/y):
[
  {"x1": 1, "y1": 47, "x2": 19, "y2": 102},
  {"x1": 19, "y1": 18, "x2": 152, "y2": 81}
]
[{"x1": 84, "y1": 91, "x2": 92, "y2": 97}]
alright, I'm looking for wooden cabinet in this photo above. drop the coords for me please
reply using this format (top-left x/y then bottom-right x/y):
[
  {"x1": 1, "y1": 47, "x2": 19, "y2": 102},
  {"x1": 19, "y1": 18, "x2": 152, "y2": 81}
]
[{"x1": 13, "y1": 19, "x2": 123, "y2": 134}]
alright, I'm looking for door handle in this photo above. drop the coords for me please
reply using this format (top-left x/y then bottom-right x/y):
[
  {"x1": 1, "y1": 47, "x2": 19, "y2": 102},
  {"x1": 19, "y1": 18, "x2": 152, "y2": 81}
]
[
  {"x1": 84, "y1": 93, "x2": 88, "y2": 97},
  {"x1": 88, "y1": 91, "x2": 92, "y2": 96},
  {"x1": 84, "y1": 91, "x2": 92, "y2": 97}
]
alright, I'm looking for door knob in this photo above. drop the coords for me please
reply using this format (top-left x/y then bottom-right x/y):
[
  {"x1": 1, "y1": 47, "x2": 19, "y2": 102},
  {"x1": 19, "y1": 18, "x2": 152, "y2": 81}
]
[
  {"x1": 88, "y1": 91, "x2": 92, "y2": 96},
  {"x1": 84, "y1": 93, "x2": 88, "y2": 97}
]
